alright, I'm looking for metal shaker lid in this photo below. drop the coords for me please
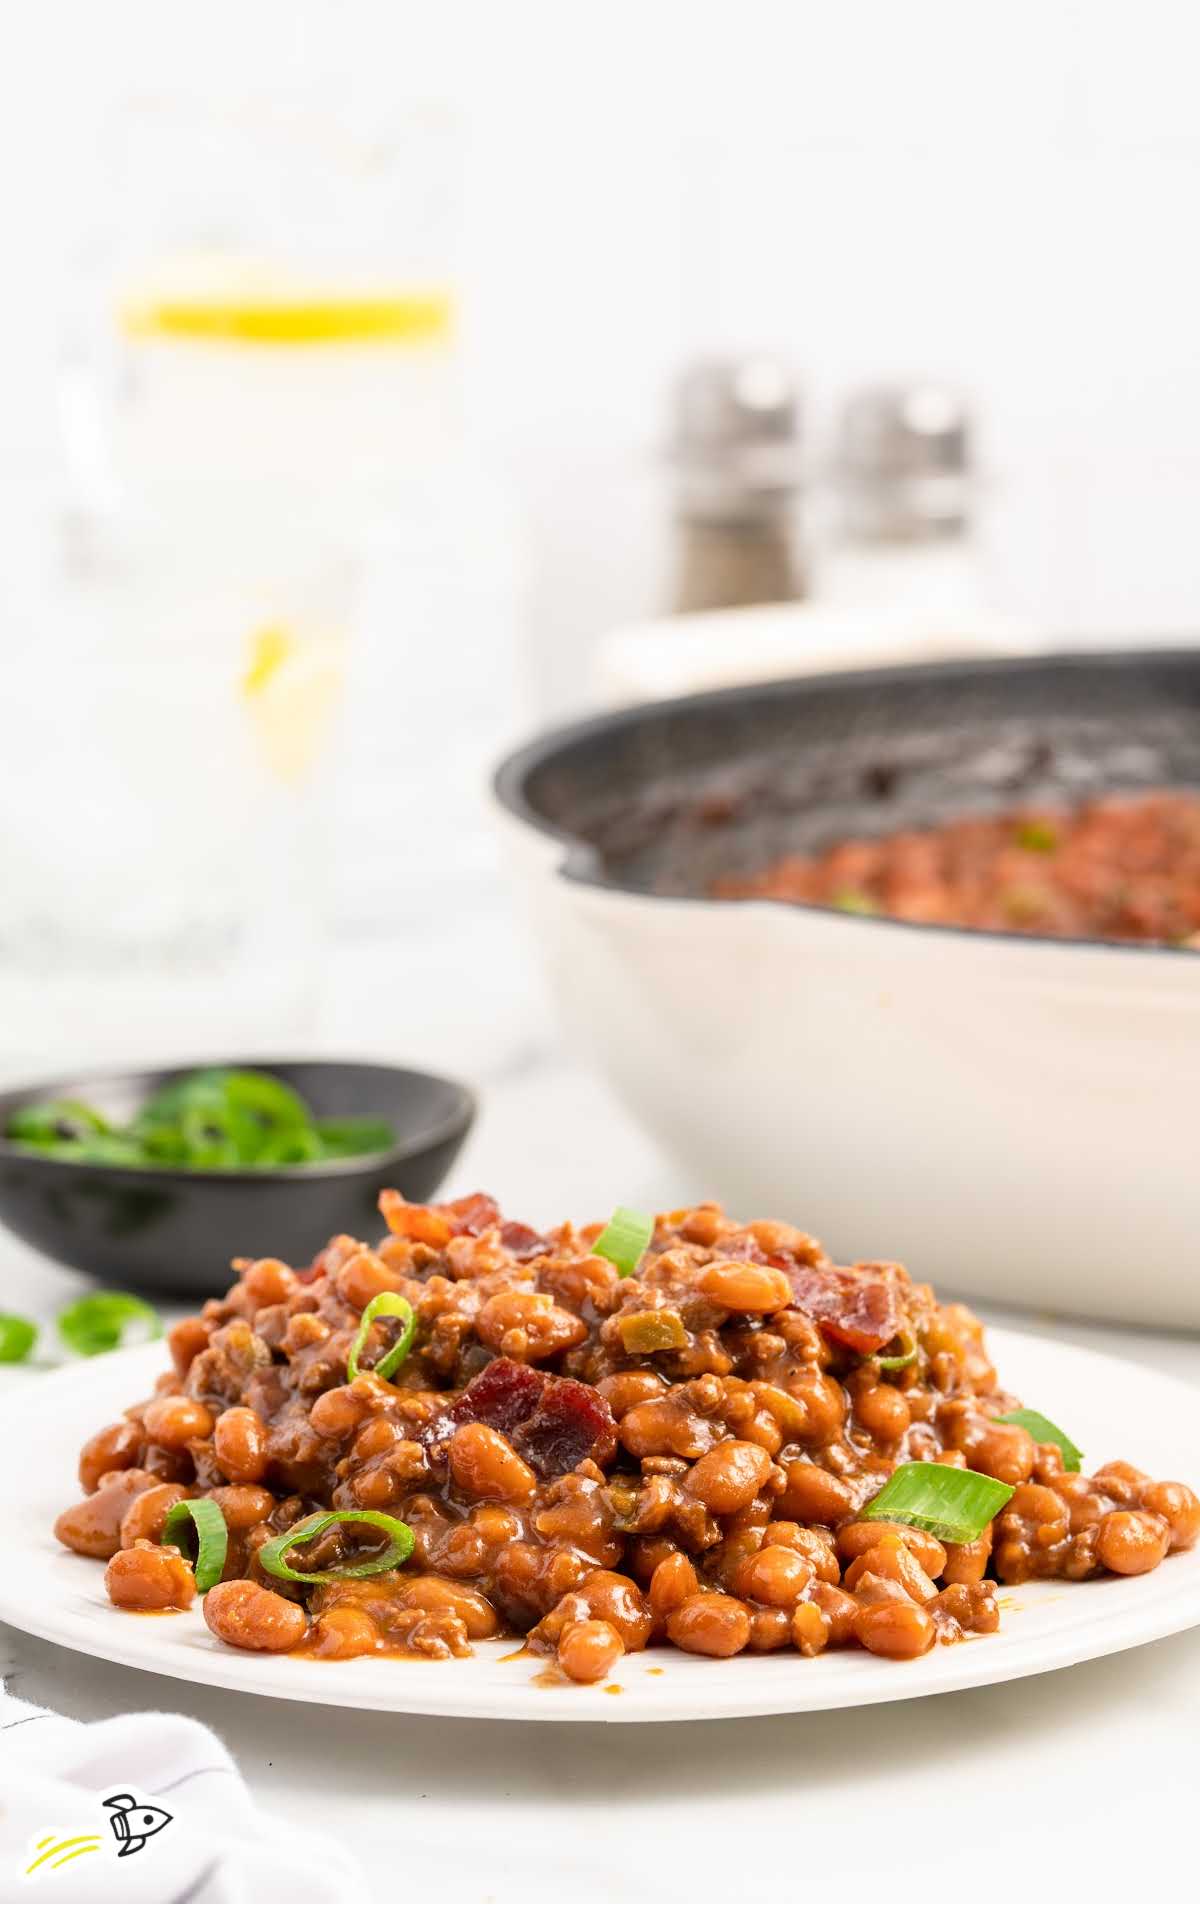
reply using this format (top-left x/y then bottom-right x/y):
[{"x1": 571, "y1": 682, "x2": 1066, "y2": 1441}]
[
  {"x1": 670, "y1": 357, "x2": 803, "y2": 522},
  {"x1": 835, "y1": 383, "x2": 972, "y2": 541}
]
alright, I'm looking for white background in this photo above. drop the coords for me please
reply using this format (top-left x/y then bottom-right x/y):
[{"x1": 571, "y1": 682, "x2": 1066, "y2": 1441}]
[{"x1": 5, "y1": 0, "x2": 1200, "y2": 706}]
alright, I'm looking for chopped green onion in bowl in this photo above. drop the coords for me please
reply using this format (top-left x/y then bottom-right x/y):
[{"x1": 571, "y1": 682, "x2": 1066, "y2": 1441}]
[
  {"x1": 4, "y1": 1067, "x2": 396, "y2": 1173},
  {"x1": 593, "y1": 1206, "x2": 655, "y2": 1279},
  {"x1": 997, "y1": 1407, "x2": 1083, "y2": 1472},
  {"x1": 57, "y1": 1292, "x2": 161, "y2": 1357},
  {"x1": 862, "y1": 1460, "x2": 1014, "y2": 1543},
  {"x1": 0, "y1": 1314, "x2": 37, "y2": 1363}
]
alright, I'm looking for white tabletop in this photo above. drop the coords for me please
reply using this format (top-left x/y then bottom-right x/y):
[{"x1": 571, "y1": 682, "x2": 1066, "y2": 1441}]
[{"x1": 1, "y1": 937, "x2": 1196, "y2": 1905}]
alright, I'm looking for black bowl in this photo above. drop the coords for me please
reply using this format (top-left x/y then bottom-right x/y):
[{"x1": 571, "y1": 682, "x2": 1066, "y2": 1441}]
[{"x1": 0, "y1": 1059, "x2": 475, "y2": 1298}]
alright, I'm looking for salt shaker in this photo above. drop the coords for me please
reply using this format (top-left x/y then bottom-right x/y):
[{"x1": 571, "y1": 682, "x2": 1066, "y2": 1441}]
[{"x1": 667, "y1": 356, "x2": 806, "y2": 614}]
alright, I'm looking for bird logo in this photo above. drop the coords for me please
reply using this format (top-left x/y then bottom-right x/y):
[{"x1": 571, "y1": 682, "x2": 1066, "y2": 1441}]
[{"x1": 103, "y1": 1793, "x2": 174, "y2": 1858}]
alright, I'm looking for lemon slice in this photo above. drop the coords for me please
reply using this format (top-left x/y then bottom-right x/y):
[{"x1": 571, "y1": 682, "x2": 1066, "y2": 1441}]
[
  {"x1": 123, "y1": 291, "x2": 453, "y2": 347},
  {"x1": 241, "y1": 623, "x2": 342, "y2": 785}
]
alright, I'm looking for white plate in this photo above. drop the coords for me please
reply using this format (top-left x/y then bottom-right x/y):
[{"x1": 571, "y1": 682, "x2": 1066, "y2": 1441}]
[{"x1": 2, "y1": 1330, "x2": 1198, "y2": 1722}]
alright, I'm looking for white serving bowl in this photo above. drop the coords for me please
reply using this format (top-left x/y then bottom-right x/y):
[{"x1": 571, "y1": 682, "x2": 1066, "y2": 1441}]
[{"x1": 494, "y1": 651, "x2": 1200, "y2": 1329}]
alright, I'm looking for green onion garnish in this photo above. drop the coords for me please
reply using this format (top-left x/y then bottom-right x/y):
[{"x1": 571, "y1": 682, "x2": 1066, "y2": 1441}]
[
  {"x1": 161, "y1": 1498, "x2": 228, "y2": 1593},
  {"x1": 997, "y1": 1407, "x2": 1082, "y2": 1472},
  {"x1": 1015, "y1": 819, "x2": 1058, "y2": 853},
  {"x1": 57, "y1": 1292, "x2": 162, "y2": 1357},
  {"x1": 6, "y1": 1067, "x2": 395, "y2": 1172},
  {"x1": 832, "y1": 887, "x2": 878, "y2": 916},
  {"x1": 863, "y1": 1461, "x2": 1014, "y2": 1543},
  {"x1": 593, "y1": 1206, "x2": 655, "y2": 1279},
  {"x1": 0, "y1": 1314, "x2": 37, "y2": 1363},
  {"x1": 256, "y1": 1510, "x2": 415, "y2": 1584},
  {"x1": 874, "y1": 1328, "x2": 917, "y2": 1371},
  {"x1": 346, "y1": 1292, "x2": 416, "y2": 1383}
]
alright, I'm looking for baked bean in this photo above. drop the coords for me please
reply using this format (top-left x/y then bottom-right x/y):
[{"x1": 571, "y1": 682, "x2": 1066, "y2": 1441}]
[
  {"x1": 777, "y1": 1461, "x2": 854, "y2": 1526},
  {"x1": 213, "y1": 1406, "x2": 269, "y2": 1484},
  {"x1": 747, "y1": 1605, "x2": 793, "y2": 1651},
  {"x1": 782, "y1": 1371, "x2": 847, "y2": 1445},
  {"x1": 204, "y1": 1578, "x2": 309, "y2": 1652},
  {"x1": 853, "y1": 1598, "x2": 936, "y2": 1659},
  {"x1": 1096, "y1": 1510, "x2": 1170, "y2": 1576},
  {"x1": 477, "y1": 1290, "x2": 588, "y2": 1361},
  {"x1": 843, "y1": 1536, "x2": 937, "y2": 1604},
  {"x1": 309, "y1": 1605, "x2": 381, "y2": 1659},
  {"x1": 401, "y1": 1576, "x2": 499, "y2": 1639},
  {"x1": 1140, "y1": 1480, "x2": 1200, "y2": 1551},
  {"x1": 666, "y1": 1592, "x2": 752, "y2": 1657},
  {"x1": 55, "y1": 1470, "x2": 159, "y2": 1559},
  {"x1": 791, "y1": 1600, "x2": 831, "y2": 1656},
  {"x1": 449, "y1": 1423, "x2": 537, "y2": 1502},
  {"x1": 733, "y1": 1544, "x2": 815, "y2": 1608},
  {"x1": 761, "y1": 1522, "x2": 841, "y2": 1584},
  {"x1": 310, "y1": 1383, "x2": 376, "y2": 1439},
  {"x1": 167, "y1": 1315, "x2": 211, "y2": 1377},
  {"x1": 597, "y1": 1371, "x2": 667, "y2": 1417},
  {"x1": 941, "y1": 1527, "x2": 992, "y2": 1585},
  {"x1": 620, "y1": 1398, "x2": 719, "y2": 1461},
  {"x1": 119, "y1": 1482, "x2": 191, "y2": 1547},
  {"x1": 686, "y1": 1441, "x2": 773, "y2": 1515},
  {"x1": 79, "y1": 1420, "x2": 142, "y2": 1494},
  {"x1": 811, "y1": 1581, "x2": 858, "y2": 1645},
  {"x1": 140, "y1": 1395, "x2": 214, "y2": 1452},
  {"x1": 558, "y1": 1618, "x2": 624, "y2": 1684},
  {"x1": 698, "y1": 1261, "x2": 793, "y2": 1314},
  {"x1": 951, "y1": 1415, "x2": 1036, "y2": 1487},
  {"x1": 206, "y1": 1484, "x2": 277, "y2": 1531},
  {"x1": 852, "y1": 1382, "x2": 911, "y2": 1444},
  {"x1": 105, "y1": 1539, "x2": 195, "y2": 1611},
  {"x1": 647, "y1": 1552, "x2": 699, "y2": 1618},
  {"x1": 1094, "y1": 1459, "x2": 1149, "y2": 1490},
  {"x1": 569, "y1": 1571, "x2": 653, "y2": 1650},
  {"x1": 335, "y1": 1249, "x2": 406, "y2": 1312},
  {"x1": 836, "y1": 1520, "x2": 947, "y2": 1579},
  {"x1": 240, "y1": 1257, "x2": 296, "y2": 1309}
]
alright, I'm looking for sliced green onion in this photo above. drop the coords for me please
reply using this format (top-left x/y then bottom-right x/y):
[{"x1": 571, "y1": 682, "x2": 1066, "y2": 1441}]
[
  {"x1": 0, "y1": 1314, "x2": 37, "y2": 1363},
  {"x1": 161, "y1": 1498, "x2": 228, "y2": 1593},
  {"x1": 57, "y1": 1292, "x2": 162, "y2": 1357},
  {"x1": 257, "y1": 1510, "x2": 415, "y2": 1584},
  {"x1": 1015, "y1": 819, "x2": 1058, "y2": 853},
  {"x1": 315, "y1": 1117, "x2": 396, "y2": 1159},
  {"x1": 863, "y1": 1461, "x2": 1014, "y2": 1543},
  {"x1": 6, "y1": 1099, "x2": 110, "y2": 1148},
  {"x1": 874, "y1": 1328, "x2": 918, "y2": 1372},
  {"x1": 593, "y1": 1206, "x2": 655, "y2": 1279},
  {"x1": 997, "y1": 1407, "x2": 1083, "y2": 1472},
  {"x1": 346, "y1": 1292, "x2": 416, "y2": 1383},
  {"x1": 832, "y1": 887, "x2": 878, "y2": 916}
]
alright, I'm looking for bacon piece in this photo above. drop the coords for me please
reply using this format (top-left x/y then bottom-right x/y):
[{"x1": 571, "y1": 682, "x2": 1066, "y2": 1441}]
[
  {"x1": 782, "y1": 1260, "x2": 903, "y2": 1355},
  {"x1": 379, "y1": 1190, "x2": 501, "y2": 1248},
  {"x1": 498, "y1": 1221, "x2": 551, "y2": 1262},
  {"x1": 513, "y1": 1376, "x2": 617, "y2": 1477},
  {"x1": 444, "y1": 1357, "x2": 617, "y2": 1477},
  {"x1": 450, "y1": 1356, "x2": 544, "y2": 1437}
]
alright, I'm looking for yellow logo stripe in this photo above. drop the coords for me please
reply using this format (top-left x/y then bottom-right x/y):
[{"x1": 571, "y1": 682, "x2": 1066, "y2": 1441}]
[
  {"x1": 25, "y1": 1835, "x2": 102, "y2": 1875},
  {"x1": 51, "y1": 1845, "x2": 102, "y2": 1871}
]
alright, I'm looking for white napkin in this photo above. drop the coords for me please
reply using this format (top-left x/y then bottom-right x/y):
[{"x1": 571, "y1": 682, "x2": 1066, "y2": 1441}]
[{"x1": 0, "y1": 1688, "x2": 367, "y2": 1904}]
